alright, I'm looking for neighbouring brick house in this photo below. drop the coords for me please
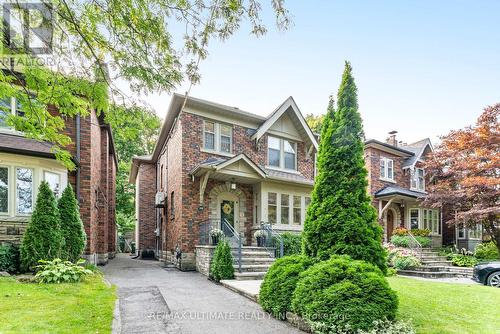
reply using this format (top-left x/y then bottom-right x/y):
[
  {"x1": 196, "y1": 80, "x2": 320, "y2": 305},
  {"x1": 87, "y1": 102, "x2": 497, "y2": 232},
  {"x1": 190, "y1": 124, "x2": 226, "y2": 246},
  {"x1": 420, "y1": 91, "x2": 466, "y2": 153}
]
[
  {"x1": 130, "y1": 94, "x2": 318, "y2": 270},
  {"x1": 0, "y1": 95, "x2": 118, "y2": 265}
]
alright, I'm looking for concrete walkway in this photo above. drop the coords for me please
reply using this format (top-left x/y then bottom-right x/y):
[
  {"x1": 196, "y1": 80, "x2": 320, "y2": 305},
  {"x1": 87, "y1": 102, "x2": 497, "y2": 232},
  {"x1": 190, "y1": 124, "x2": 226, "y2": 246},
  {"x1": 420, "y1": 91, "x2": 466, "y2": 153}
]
[{"x1": 103, "y1": 254, "x2": 302, "y2": 334}]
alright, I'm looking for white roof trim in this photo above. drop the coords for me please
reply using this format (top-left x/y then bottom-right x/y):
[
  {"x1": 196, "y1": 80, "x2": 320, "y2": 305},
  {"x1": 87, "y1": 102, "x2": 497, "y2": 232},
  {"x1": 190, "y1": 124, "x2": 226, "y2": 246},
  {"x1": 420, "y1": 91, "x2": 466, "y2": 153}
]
[
  {"x1": 405, "y1": 139, "x2": 433, "y2": 169},
  {"x1": 215, "y1": 154, "x2": 266, "y2": 178},
  {"x1": 251, "y1": 97, "x2": 318, "y2": 151}
]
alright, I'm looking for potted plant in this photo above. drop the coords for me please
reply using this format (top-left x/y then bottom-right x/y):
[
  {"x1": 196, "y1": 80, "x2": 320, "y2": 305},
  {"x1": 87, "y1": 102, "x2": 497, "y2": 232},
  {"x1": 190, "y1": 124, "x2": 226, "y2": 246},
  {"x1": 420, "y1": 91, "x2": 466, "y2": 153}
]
[
  {"x1": 210, "y1": 229, "x2": 224, "y2": 245},
  {"x1": 254, "y1": 230, "x2": 266, "y2": 247}
]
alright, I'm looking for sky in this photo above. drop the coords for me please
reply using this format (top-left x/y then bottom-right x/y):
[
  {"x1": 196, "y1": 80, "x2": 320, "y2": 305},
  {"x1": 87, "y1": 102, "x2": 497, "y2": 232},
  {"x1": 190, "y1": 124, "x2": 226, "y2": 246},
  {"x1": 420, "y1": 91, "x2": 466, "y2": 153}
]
[{"x1": 134, "y1": 0, "x2": 500, "y2": 144}]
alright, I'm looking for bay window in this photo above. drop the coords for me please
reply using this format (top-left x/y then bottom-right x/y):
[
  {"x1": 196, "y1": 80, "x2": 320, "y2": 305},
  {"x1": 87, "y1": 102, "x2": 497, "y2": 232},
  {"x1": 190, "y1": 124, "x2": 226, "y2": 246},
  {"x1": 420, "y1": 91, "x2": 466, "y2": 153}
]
[
  {"x1": 268, "y1": 192, "x2": 277, "y2": 224},
  {"x1": 379, "y1": 157, "x2": 394, "y2": 181},
  {"x1": 411, "y1": 168, "x2": 425, "y2": 191},
  {"x1": 266, "y1": 192, "x2": 309, "y2": 226},
  {"x1": 16, "y1": 167, "x2": 33, "y2": 214},
  {"x1": 293, "y1": 195, "x2": 301, "y2": 225},
  {"x1": 44, "y1": 171, "x2": 61, "y2": 197},
  {"x1": 280, "y1": 194, "x2": 289, "y2": 224},
  {"x1": 469, "y1": 224, "x2": 482, "y2": 239},
  {"x1": 203, "y1": 120, "x2": 232, "y2": 154},
  {"x1": 410, "y1": 208, "x2": 440, "y2": 235},
  {"x1": 409, "y1": 208, "x2": 419, "y2": 230},
  {"x1": 0, "y1": 167, "x2": 8, "y2": 213},
  {"x1": 267, "y1": 135, "x2": 297, "y2": 171}
]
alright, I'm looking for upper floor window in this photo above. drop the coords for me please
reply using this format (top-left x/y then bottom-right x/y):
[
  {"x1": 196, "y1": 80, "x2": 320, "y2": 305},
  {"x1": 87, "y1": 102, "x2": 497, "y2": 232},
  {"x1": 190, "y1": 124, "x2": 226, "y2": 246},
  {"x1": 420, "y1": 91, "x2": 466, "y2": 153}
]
[
  {"x1": 411, "y1": 168, "x2": 425, "y2": 191},
  {"x1": 203, "y1": 120, "x2": 232, "y2": 154},
  {"x1": 0, "y1": 97, "x2": 23, "y2": 129},
  {"x1": 379, "y1": 157, "x2": 394, "y2": 181},
  {"x1": 267, "y1": 136, "x2": 297, "y2": 170}
]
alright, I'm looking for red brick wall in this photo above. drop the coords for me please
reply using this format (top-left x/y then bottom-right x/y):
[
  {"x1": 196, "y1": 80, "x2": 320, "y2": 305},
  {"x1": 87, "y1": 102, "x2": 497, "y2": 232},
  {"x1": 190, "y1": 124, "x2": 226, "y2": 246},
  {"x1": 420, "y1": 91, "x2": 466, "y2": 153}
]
[
  {"x1": 136, "y1": 162, "x2": 157, "y2": 251},
  {"x1": 364, "y1": 147, "x2": 410, "y2": 196}
]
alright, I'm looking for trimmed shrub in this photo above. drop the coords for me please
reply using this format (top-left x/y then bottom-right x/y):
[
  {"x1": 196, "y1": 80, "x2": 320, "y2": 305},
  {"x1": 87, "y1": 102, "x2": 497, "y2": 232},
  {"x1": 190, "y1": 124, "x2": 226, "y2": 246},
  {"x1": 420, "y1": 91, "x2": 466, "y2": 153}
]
[
  {"x1": 410, "y1": 229, "x2": 431, "y2": 237},
  {"x1": 390, "y1": 235, "x2": 431, "y2": 248},
  {"x1": 209, "y1": 240, "x2": 234, "y2": 281},
  {"x1": 259, "y1": 255, "x2": 315, "y2": 319},
  {"x1": 20, "y1": 181, "x2": 62, "y2": 271},
  {"x1": 291, "y1": 255, "x2": 398, "y2": 332},
  {"x1": 274, "y1": 232, "x2": 302, "y2": 256},
  {"x1": 0, "y1": 244, "x2": 20, "y2": 273},
  {"x1": 302, "y1": 63, "x2": 387, "y2": 274},
  {"x1": 474, "y1": 242, "x2": 499, "y2": 260},
  {"x1": 450, "y1": 254, "x2": 478, "y2": 267},
  {"x1": 393, "y1": 254, "x2": 420, "y2": 270},
  {"x1": 58, "y1": 185, "x2": 86, "y2": 262},
  {"x1": 35, "y1": 258, "x2": 93, "y2": 283}
]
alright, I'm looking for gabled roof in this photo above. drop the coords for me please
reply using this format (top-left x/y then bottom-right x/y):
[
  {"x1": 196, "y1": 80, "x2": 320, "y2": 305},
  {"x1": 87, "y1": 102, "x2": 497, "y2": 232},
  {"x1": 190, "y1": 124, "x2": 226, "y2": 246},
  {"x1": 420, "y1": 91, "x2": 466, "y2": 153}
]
[
  {"x1": 401, "y1": 138, "x2": 433, "y2": 168},
  {"x1": 364, "y1": 139, "x2": 415, "y2": 157},
  {"x1": 189, "y1": 153, "x2": 266, "y2": 179},
  {"x1": 251, "y1": 96, "x2": 318, "y2": 151}
]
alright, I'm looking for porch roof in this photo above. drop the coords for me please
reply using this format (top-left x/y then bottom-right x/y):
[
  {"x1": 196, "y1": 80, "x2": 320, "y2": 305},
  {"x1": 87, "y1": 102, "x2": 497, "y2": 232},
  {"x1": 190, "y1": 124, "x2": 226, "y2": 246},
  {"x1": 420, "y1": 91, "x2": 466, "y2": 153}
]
[
  {"x1": 189, "y1": 154, "x2": 266, "y2": 183},
  {"x1": 375, "y1": 185, "x2": 425, "y2": 200}
]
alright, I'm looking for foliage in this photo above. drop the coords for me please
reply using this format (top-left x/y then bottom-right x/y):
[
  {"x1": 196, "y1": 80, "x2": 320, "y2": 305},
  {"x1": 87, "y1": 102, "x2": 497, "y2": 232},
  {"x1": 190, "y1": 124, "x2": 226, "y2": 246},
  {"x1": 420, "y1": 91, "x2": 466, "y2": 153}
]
[
  {"x1": 388, "y1": 276, "x2": 500, "y2": 334},
  {"x1": 449, "y1": 254, "x2": 478, "y2": 267},
  {"x1": 259, "y1": 255, "x2": 314, "y2": 319},
  {"x1": 209, "y1": 229, "x2": 225, "y2": 238},
  {"x1": 474, "y1": 242, "x2": 500, "y2": 260},
  {"x1": 393, "y1": 255, "x2": 420, "y2": 270},
  {"x1": 0, "y1": 275, "x2": 116, "y2": 333},
  {"x1": 278, "y1": 232, "x2": 302, "y2": 256},
  {"x1": 302, "y1": 62, "x2": 386, "y2": 273},
  {"x1": 410, "y1": 229, "x2": 431, "y2": 237},
  {"x1": 423, "y1": 103, "x2": 500, "y2": 256},
  {"x1": 0, "y1": 244, "x2": 20, "y2": 273},
  {"x1": 58, "y1": 185, "x2": 86, "y2": 262},
  {"x1": 309, "y1": 319, "x2": 416, "y2": 334},
  {"x1": 305, "y1": 113, "x2": 325, "y2": 134},
  {"x1": 390, "y1": 235, "x2": 431, "y2": 248},
  {"x1": 392, "y1": 227, "x2": 408, "y2": 236},
  {"x1": 35, "y1": 259, "x2": 93, "y2": 283},
  {"x1": 291, "y1": 255, "x2": 398, "y2": 332},
  {"x1": 116, "y1": 212, "x2": 136, "y2": 235},
  {"x1": 20, "y1": 182, "x2": 62, "y2": 271},
  {"x1": 253, "y1": 230, "x2": 265, "y2": 238},
  {"x1": 1, "y1": 1, "x2": 289, "y2": 168},
  {"x1": 209, "y1": 240, "x2": 234, "y2": 282}
]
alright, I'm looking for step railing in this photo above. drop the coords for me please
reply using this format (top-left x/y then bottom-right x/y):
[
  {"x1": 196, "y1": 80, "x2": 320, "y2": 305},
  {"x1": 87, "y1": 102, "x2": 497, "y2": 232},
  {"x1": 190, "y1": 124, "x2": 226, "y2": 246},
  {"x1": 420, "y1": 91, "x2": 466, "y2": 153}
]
[
  {"x1": 260, "y1": 222, "x2": 284, "y2": 259},
  {"x1": 407, "y1": 231, "x2": 423, "y2": 259},
  {"x1": 221, "y1": 218, "x2": 242, "y2": 273}
]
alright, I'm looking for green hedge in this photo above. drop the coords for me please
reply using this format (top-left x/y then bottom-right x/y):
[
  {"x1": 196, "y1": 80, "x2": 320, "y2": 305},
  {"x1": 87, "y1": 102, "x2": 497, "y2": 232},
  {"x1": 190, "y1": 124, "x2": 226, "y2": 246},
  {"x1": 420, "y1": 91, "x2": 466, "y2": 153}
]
[
  {"x1": 273, "y1": 232, "x2": 302, "y2": 256},
  {"x1": 259, "y1": 255, "x2": 314, "y2": 319},
  {"x1": 209, "y1": 240, "x2": 234, "y2": 282},
  {"x1": 0, "y1": 244, "x2": 20, "y2": 273},
  {"x1": 474, "y1": 242, "x2": 499, "y2": 260},
  {"x1": 291, "y1": 255, "x2": 398, "y2": 332},
  {"x1": 391, "y1": 235, "x2": 431, "y2": 248}
]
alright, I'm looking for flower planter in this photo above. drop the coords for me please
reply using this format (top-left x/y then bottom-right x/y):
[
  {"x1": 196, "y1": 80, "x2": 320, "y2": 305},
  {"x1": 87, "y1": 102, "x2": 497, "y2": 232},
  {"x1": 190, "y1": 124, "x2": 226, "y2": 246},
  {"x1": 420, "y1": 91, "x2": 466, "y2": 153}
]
[
  {"x1": 256, "y1": 236, "x2": 266, "y2": 247},
  {"x1": 211, "y1": 236, "x2": 220, "y2": 246}
]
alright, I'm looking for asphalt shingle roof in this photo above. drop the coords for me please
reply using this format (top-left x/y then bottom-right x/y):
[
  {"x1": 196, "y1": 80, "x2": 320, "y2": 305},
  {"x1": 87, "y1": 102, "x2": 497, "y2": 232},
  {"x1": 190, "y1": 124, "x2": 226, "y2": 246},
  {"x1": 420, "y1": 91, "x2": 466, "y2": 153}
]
[{"x1": 374, "y1": 185, "x2": 425, "y2": 199}]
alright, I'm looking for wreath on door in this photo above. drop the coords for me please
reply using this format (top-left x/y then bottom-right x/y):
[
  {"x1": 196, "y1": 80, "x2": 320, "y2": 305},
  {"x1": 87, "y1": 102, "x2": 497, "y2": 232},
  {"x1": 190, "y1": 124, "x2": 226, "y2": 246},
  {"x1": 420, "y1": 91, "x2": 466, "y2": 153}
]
[{"x1": 222, "y1": 203, "x2": 232, "y2": 215}]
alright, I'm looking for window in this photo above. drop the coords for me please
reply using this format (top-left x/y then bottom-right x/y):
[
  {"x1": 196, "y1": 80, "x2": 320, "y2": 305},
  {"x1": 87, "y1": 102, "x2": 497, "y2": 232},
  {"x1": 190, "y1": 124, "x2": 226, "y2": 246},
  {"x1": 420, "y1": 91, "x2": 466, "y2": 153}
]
[
  {"x1": 409, "y1": 208, "x2": 419, "y2": 230},
  {"x1": 469, "y1": 224, "x2": 482, "y2": 239},
  {"x1": 379, "y1": 157, "x2": 394, "y2": 181},
  {"x1": 305, "y1": 196, "x2": 311, "y2": 211},
  {"x1": 411, "y1": 168, "x2": 425, "y2": 191},
  {"x1": 170, "y1": 191, "x2": 175, "y2": 217},
  {"x1": 44, "y1": 171, "x2": 61, "y2": 197},
  {"x1": 268, "y1": 136, "x2": 280, "y2": 167},
  {"x1": 0, "y1": 167, "x2": 8, "y2": 213},
  {"x1": 0, "y1": 97, "x2": 26, "y2": 129},
  {"x1": 268, "y1": 192, "x2": 277, "y2": 224},
  {"x1": 432, "y1": 210, "x2": 439, "y2": 234},
  {"x1": 280, "y1": 194, "x2": 289, "y2": 224},
  {"x1": 293, "y1": 196, "x2": 301, "y2": 225},
  {"x1": 203, "y1": 120, "x2": 232, "y2": 153},
  {"x1": 16, "y1": 168, "x2": 33, "y2": 214},
  {"x1": 267, "y1": 136, "x2": 297, "y2": 170},
  {"x1": 457, "y1": 224, "x2": 465, "y2": 239}
]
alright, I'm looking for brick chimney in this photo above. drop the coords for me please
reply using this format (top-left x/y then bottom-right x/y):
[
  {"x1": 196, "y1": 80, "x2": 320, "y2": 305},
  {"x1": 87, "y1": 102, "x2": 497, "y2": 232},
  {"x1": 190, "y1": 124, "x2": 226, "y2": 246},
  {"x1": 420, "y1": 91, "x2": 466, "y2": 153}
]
[{"x1": 386, "y1": 130, "x2": 398, "y2": 147}]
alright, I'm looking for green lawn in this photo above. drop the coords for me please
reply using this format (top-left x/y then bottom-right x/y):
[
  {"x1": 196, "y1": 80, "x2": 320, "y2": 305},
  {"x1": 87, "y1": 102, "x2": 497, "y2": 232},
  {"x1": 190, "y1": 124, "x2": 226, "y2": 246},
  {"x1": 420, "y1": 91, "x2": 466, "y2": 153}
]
[
  {"x1": 0, "y1": 275, "x2": 116, "y2": 334},
  {"x1": 388, "y1": 276, "x2": 500, "y2": 334}
]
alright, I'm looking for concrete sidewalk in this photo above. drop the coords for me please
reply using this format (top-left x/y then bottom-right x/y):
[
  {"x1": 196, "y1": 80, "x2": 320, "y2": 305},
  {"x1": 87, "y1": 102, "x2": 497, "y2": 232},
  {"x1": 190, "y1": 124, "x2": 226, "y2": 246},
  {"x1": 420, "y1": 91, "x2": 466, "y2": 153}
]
[
  {"x1": 220, "y1": 279, "x2": 263, "y2": 302},
  {"x1": 103, "y1": 254, "x2": 302, "y2": 334}
]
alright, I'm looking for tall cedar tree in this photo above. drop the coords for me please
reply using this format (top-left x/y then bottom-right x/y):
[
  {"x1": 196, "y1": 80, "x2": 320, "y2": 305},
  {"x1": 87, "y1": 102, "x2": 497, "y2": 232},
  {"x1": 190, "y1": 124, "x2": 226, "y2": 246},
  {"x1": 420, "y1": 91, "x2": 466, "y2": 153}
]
[
  {"x1": 302, "y1": 62, "x2": 387, "y2": 272},
  {"x1": 59, "y1": 185, "x2": 87, "y2": 262},
  {"x1": 21, "y1": 181, "x2": 62, "y2": 271}
]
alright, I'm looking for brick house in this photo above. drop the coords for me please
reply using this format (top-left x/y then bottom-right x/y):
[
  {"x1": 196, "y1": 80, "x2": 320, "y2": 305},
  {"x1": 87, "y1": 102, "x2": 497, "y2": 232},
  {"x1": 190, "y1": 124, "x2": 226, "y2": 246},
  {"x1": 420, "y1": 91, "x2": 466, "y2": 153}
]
[
  {"x1": 130, "y1": 94, "x2": 318, "y2": 270},
  {"x1": 0, "y1": 96, "x2": 117, "y2": 265}
]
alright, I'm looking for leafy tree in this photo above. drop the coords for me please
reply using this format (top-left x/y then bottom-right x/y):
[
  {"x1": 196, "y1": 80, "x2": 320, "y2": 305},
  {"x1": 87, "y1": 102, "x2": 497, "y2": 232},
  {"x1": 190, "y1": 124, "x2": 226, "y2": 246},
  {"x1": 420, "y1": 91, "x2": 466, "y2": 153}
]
[
  {"x1": 58, "y1": 185, "x2": 86, "y2": 262},
  {"x1": 305, "y1": 113, "x2": 325, "y2": 134},
  {"x1": 1, "y1": 0, "x2": 290, "y2": 168},
  {"x1": 20, "y1": 181, "x2": 62, "y2": 271},
  {"x1": 424, "y1": 104, "x2": 500, "y2": 255},
  {"x1": 302, "y1": 62, "x2": 386, "y2": 272}
]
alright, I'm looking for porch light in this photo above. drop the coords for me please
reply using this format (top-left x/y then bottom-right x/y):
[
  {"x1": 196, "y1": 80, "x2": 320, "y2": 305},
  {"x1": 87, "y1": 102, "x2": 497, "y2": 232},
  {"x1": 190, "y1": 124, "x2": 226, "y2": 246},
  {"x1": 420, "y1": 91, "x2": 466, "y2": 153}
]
[{"x1": 231, "y1": 183, "x2": 237, "y2": 190}]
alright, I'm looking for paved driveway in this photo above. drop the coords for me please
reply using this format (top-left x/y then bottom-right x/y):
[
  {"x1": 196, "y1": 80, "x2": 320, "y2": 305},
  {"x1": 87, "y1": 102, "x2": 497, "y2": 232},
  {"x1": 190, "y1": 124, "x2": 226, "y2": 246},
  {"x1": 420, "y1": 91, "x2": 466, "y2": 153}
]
[{"x1": 103, "y1": 254, "x2": 301, "y2": 334}]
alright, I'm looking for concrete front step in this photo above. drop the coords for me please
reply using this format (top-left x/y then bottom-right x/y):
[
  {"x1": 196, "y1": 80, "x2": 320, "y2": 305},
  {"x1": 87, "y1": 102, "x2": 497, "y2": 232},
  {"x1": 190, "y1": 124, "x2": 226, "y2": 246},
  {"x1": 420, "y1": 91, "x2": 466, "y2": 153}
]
[
  {"x1": 233, "y1": 264, "x2": 272, "y2": 272},
  {"x1": 397, "y1": 270, "x2": 464, "y2": 279},
  {"x1": 232, "y1": 251, "x2": 273, "y2": 258},
  {"x1": 238, "y1": 257, "x2": 275, "y2": 264},
  {"x1": 421, "y1": 260, "x2": 453, "y2": 266},
  {"x1": 234, "y1": 271, "x2": 267, "y2": 280},
  {"x1": 399, "y1": 266, "x2": 473, "y2": 278}
]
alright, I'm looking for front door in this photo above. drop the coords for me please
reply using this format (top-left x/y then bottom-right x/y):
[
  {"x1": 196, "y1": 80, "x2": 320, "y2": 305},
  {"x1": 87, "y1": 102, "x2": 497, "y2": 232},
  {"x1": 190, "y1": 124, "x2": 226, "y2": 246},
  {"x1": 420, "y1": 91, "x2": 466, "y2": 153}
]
[
  {"x1": 220, "y1": 199, "x2": 235, "y2": 236},
  {"x1": 386, "y1": 210, "x2": 394, "y2": 241}
]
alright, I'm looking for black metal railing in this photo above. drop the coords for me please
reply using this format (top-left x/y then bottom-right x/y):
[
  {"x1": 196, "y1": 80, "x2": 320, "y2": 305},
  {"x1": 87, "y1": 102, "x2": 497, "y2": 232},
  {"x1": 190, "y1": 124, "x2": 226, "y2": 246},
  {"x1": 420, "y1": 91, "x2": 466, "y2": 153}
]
[{"x1": 260, "y1": 222, "x2": 284, "y2": 259}]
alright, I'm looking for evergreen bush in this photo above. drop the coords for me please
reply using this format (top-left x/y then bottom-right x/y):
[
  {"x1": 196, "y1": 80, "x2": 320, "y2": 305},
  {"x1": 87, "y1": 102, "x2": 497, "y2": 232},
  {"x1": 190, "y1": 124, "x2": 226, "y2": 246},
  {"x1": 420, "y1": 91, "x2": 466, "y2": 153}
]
[
  {"x1": 390, "y1": 235, "x2": 431, "y2": 248},
  {"x1": 291, "y1": 255, "x2": 398, "y2": 332},
  {"x1": 302, "y1": 62, "x2": 387, "y2": 273},
  {"x1": 273, "y1": 232, "x2": 302, "y2": 256},
  {"x1": 0, "y1": 244, "x2": 20, "y2": 273},
  {"x1": 259, "y1": 255, "x2": 315, "y2": 319},
  {"x1": 58, "y1": 185, "x2": 86, "y2": 262},
  {"x1": 474, "y1": 242, "x2": 499, "y2": 260},
  {"x1": 209, "y1": 240, "x2": 234, "y2": 281},
  {"x1": 20, "y1": 181, "x2": 62, "y2": 271}
]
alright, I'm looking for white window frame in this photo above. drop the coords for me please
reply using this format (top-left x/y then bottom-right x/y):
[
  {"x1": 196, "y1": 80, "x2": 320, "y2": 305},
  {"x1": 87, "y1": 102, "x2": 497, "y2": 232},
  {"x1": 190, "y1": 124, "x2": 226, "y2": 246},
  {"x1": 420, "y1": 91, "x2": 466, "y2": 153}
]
[
  {"x1": 468, "y1": 223, "x2": 482, "y2": 240},
  {"x1": 0, "y1": 165, "x2": 9, "y2": 214},
  {"x1": 267, "y1": 135, "x2": 298, "y2": 171},
  {"x1": 44, "y1": 170, "x2": 61, "y2": 197},
  {"x1": 379, "y1": 157, "x2": 394, "y2": 182},
  {"x1": 280, "y1": 194, "x2": 290, "y2": 225},
  {"x1": 457, "y1": 224, "x2": 466, "y2": 239},
  {"x1": 15, "y1": 167, "x2": 34, "y2": 215},
  {"x1": 411, "y1": 168, "x2": 425, "y2": 191},
  {"x1": 292, "y1": 195, "x2": 301, "y2": 225},
  {"x1": 202, "y1": 120, "x2": 233, "y2": 154},
  {"x1": 409, "y1": 207, "x2": 441, "y2": 235},
  {"x1": 267, "y1": 192, "x2": 277, "y2": 224}
]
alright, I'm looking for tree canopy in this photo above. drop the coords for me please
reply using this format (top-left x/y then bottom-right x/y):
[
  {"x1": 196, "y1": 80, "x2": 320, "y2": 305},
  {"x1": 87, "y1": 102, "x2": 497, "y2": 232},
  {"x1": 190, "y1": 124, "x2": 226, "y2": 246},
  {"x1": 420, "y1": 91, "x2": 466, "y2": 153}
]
[{"x1": 424, "y1": 103, "x2": 500, "y2": 253}]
